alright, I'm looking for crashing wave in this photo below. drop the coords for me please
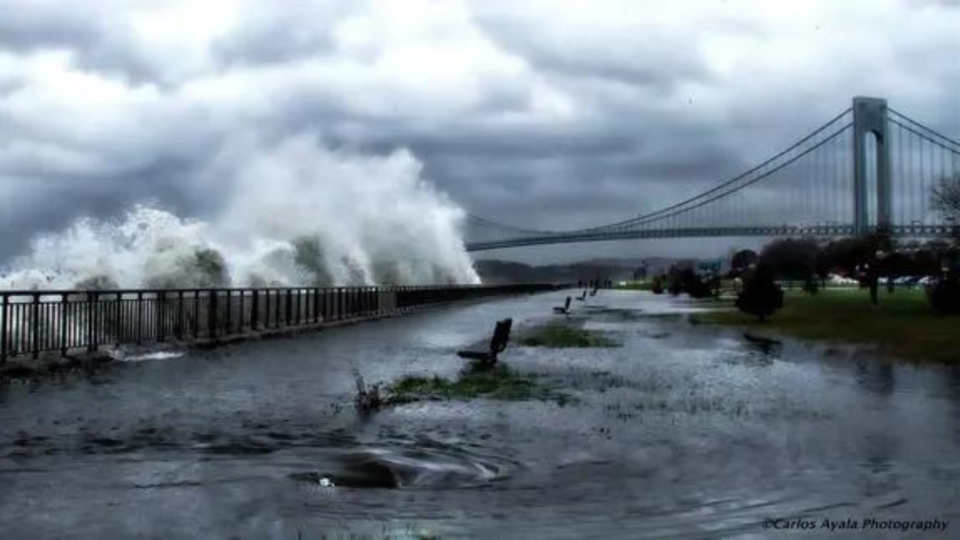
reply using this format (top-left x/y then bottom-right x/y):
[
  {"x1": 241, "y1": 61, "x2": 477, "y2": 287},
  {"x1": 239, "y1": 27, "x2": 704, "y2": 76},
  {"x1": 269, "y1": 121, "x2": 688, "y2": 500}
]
[{"x1": 0, "y1": 136, "x2": 480, "y2": 289}]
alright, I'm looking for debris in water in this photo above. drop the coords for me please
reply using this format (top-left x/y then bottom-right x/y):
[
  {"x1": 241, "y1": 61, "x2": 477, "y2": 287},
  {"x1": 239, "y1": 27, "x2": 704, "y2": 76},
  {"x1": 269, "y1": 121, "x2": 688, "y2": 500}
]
[
  {"x1": 742, "y1": 333, "x2": 783, "y2": 356},
  {"x1": 354, "y1": 373, "x2": 385, "y2": 415}
]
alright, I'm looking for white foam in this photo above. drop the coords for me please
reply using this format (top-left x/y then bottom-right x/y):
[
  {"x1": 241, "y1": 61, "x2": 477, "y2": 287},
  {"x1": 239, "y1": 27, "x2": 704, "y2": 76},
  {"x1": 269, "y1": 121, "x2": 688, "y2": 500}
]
[
  {"x1": 0, "y1": 135, "x2": 480, "y2": 289},
  {"x1": 122, "y1": 351, "x2": 186, "y2": 362}
]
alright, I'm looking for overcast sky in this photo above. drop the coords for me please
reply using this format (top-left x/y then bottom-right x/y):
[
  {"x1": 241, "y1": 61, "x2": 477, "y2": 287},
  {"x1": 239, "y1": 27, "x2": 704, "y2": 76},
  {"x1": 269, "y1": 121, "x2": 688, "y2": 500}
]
[{"x1": 1, "y1": 0, "x2": 959, "y2": 265}]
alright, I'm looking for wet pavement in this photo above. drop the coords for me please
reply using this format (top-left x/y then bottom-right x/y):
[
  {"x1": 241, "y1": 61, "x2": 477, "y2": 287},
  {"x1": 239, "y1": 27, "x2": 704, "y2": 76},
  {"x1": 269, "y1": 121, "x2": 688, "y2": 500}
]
[{"x1": 1, "y1": 290, "x2": 959, "y2": 539}]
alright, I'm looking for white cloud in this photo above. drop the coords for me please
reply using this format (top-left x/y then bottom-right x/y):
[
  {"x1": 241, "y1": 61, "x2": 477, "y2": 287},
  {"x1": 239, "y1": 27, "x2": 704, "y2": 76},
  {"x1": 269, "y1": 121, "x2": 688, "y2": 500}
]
[{"x1": 0, "y1": 0, "x2": 957, "y2": 264}]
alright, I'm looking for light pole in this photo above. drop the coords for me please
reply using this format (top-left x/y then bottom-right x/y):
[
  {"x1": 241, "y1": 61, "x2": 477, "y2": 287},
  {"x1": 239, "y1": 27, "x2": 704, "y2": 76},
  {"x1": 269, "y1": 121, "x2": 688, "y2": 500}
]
[{"x1": 874, "y1": 249, "x2": 890, "y2": 302}]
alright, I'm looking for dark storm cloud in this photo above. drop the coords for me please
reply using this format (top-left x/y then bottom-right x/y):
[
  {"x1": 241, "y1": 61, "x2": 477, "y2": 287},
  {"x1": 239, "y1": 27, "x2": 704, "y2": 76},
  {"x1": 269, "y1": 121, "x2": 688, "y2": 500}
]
[
  {"x1": 0, "y1": 2, "x2": 165, "y2": 84},
  {"x1": 0, "y1": 156, "x2": 205, "y2": 258},
  {"x1": 0, "y1": 3, "x2": 98, "y2": 52},
  {"x1": 473, "y1": 18, "x2": 713, "y2": 92},
  {"x1": 1, "y1": 0, "x2": 959, "y2": 265},
  {"x1": 211, "y1": 3, "x2": 355, "y2": 67},
  {"x1": 355, "y1": 125, "x2": 637, "y2": 159}
]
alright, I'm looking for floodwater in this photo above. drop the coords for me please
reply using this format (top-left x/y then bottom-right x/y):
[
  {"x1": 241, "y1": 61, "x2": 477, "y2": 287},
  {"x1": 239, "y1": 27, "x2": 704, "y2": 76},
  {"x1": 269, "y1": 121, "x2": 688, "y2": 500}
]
[{"x1": 1, "y1": 291, "x2": 958, "y2": 539}]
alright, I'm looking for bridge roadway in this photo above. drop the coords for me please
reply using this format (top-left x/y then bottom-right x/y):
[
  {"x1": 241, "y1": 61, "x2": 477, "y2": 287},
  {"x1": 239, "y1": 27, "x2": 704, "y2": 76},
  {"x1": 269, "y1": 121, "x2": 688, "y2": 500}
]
[{"x1": 466, "y1": 224, "x2": 953, "y2": 252}]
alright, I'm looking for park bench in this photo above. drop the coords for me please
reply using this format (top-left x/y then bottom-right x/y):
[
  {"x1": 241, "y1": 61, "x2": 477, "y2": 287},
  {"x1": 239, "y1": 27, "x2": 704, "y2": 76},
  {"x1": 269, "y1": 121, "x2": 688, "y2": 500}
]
[
  {"x1": 553, "y1": 296, "x2": 572, "y2": 314},
  {"x1": 575, "y1": 290, "x2": 588, "y2": 302},
  {"x1": 456, "y1": 318, "x2": 513, "y2": 367}
]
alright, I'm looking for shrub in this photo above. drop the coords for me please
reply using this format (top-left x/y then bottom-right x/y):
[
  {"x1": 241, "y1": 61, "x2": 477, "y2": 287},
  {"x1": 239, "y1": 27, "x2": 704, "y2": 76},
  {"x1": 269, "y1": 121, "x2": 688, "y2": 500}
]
[
  {"x1": 667, "y1": 272, "x2": 684, "y2": 296},
  {"x1": 927, "y1": 276, "x2": 960, "y2": 314},
  {"x1": 651, "y1": 276, "x2": 665, "y2": 295},
  {"x1": 664, "y1": 266, "x2": 715, "y2": 298},
  {"x1": 736, "y1": 263, "x2": 784, "y2": 321},
  {"x1": 685, "y1": 274, "x2": 717, "y2": 299}
]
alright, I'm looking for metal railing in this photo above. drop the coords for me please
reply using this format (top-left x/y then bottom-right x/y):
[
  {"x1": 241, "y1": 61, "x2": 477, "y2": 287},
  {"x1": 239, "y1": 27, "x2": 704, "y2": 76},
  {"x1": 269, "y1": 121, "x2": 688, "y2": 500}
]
[{"x1": 0, "y1": 284, "x2": 564, "y2": 364}]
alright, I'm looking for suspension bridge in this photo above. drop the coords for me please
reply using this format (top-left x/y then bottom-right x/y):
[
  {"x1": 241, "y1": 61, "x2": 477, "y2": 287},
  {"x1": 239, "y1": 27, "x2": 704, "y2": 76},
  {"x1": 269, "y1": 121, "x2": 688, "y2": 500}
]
[{"x1": 464, "y1": 97, "x2": 960, "y2": 252}]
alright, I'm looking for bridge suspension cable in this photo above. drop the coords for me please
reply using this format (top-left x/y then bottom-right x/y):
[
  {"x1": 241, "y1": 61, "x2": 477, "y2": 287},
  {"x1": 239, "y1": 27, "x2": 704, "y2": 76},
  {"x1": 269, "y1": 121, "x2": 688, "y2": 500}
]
[
  {"x1": 469, "y1": 107, "x2": 854, "y2": 237},
  {"x1": 888, "y1": 109, "x2": 960, "y2": 150},
  {"x1": 465, "y1": 98, "x2": 960, "y2": 251}
]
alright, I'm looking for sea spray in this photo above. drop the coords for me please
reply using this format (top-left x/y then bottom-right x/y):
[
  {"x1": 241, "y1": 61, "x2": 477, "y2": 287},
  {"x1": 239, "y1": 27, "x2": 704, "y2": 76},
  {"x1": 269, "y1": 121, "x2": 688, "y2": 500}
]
[
  {"x1": 0, "y1": 135, "x2": 480, "y2": 289},
  {"x1": 0, "y1": 207, "x2": 221, "y2": 290}
]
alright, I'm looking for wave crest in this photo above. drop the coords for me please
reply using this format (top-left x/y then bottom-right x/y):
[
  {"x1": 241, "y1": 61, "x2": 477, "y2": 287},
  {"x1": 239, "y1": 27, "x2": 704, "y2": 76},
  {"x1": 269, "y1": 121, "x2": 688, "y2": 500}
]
[{"x1": 0, "y1": 136, "x2": 480, "y2": 289}]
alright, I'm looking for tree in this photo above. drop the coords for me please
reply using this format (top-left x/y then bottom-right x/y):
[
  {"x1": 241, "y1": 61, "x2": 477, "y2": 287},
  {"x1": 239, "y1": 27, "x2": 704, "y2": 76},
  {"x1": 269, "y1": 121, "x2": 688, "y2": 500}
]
[
  {"x1": 820, "y1": 237, "x2": 868, "y2": 277},
  {"x1": 932, "y1": 173, "x2": 960, "y2": 244},
  {"x1": 928, "y1": 275, "x2": 960, "y2": 314},
  {"x1": 651, "y1": 275, "x2": 665, "y2": 294},
  {"x1": 819, "y1": 231, "x2": 895, "y2": 278},
  {"x1": 665, "y1": 265, "x2": 715, "y2": 298},
  {"x1": 730, "y1": 249, "x2": 759, "y2": 276},
  {"x1": 735, "y1": 262, "x2": 784, "y2": 321},
  {"x1": 760, "y1": 238, "x2": 819, "y2": 282}
]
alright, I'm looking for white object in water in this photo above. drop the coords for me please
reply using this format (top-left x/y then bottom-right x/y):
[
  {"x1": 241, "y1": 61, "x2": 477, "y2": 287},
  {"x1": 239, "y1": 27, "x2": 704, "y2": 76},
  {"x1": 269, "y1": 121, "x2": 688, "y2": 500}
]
[{"x1": 319, "y1": 477, "x2": 335, "y2": 487}]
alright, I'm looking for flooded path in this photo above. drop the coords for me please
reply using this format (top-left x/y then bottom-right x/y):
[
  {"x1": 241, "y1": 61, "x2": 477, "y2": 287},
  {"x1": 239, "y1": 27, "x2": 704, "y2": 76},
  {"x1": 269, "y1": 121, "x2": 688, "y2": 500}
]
[{"x1": 1, "y1": 291, "x2": 958, "y2": 539}]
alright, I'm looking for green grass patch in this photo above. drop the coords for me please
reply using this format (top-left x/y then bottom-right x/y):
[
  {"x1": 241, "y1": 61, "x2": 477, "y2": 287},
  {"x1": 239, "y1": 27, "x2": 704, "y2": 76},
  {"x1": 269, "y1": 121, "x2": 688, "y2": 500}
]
[
  {"x1": 519, "y1": 322, "x2": 620, "y2": 348},
  {"x1": 615, "y1": 281, "x2": 653, "y2": 291},
  {"x1": 692, "y1": 288, "x2": 959, "y2": 363},
  {"x1": 387, "y1": 364, "x2": 566, "y2": 403}
]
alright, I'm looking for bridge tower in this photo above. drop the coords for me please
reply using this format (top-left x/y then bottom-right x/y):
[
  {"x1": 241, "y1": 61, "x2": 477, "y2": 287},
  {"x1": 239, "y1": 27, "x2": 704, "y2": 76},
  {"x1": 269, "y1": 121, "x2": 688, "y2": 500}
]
[{"x1": 853, "y1": 97, "x2": 892, "y2": 235}]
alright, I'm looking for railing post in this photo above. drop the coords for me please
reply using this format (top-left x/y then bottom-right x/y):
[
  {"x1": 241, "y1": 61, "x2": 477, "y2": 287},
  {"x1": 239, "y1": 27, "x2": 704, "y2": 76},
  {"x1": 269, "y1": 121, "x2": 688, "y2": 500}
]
[
  {"x1": 0, "y1": 293, "x2": 7, "y2": 365},
  {"x1": 263, "y1": 290, "x2": 271, "y2": 328},
  {"x1": 177, "y1": 291, "x2": 184, "y2": 341},
  {"x1": 89, "y1": 291, "x2": 99, "y2": 352},
  {"x1": 274, "y1": 290, "x2": 281, "y2": 328},
  {"x1": 251, "y1": 290, "x2": 260, "y2": 331},
  {"x1": 157, "y1": 291, "x2": 166, "y2": 343},
  {"x1": 114, "y1": 292, "x2": 122, "y2": 347},
  {"x1": 136, "y1": 292, "x2": 144, "y2": 345},
  {"x1": 60, "y1": 293, "x2": 68, "y2": 357},
  {"x1": 238, "y1": 290, "x2": 246, "y2": 332},
  {"x1": 224, "y1": 290, "x2": 232, "y2": 335},
  {"x1": 285, "y1": 289, "x2": 293, "y2": 326},
  {"x1": 29, "y1": 293, "x2": 40, "y2": 359},
  {"x1": 193, "y1": 291, "x2": 201, "y2": 339},
  {"x1": 209, "y1": 289, "x2": 218, "y2": 340}
]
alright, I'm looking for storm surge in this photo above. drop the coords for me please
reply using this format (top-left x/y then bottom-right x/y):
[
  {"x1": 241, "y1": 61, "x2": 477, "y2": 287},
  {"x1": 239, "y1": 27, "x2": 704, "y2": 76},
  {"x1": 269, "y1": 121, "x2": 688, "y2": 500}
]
[{"x1": 0, "y1": 136, "x2": 480, "y2": 290}]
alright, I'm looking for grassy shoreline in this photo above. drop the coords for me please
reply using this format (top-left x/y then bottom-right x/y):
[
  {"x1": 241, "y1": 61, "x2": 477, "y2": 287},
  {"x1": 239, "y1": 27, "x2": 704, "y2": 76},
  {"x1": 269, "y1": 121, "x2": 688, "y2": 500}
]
[
  {"x1": 691, "y1": 288, "x2": 959, "y2": 363},
  {"x1": 518, "y1": 322, "x2": 620, "y2": 348},
  {"x1": 387, "y1": 364, "x2": 565, "y2": 403}
]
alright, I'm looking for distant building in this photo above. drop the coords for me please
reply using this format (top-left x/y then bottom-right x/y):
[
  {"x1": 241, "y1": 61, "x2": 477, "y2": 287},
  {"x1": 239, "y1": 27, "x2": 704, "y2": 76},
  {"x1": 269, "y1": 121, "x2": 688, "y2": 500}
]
[
  {"x1": 695, "y1": 258, "x2": 729, "y2": 276},
  {"x1": 696, "y1": 260, "x2": 721, "y2": 275}
]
